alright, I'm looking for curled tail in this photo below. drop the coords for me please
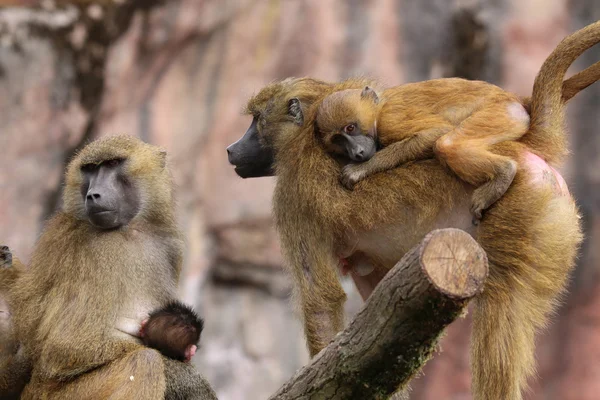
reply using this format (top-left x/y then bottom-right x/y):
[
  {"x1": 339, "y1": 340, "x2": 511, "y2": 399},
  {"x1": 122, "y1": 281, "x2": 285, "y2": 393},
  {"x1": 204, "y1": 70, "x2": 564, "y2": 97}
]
[
  {"x1": 523, "y1": 20, "x2": 600, "y2": 165},
  {"x1": 561, "y1": 60, "x2": 600, "y2": 103}
]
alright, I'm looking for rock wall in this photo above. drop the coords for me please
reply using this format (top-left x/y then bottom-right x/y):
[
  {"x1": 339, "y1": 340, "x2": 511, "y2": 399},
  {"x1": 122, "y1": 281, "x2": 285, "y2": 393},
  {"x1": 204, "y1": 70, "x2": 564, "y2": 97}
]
[{"x1": 0, "y1": 1, "x2": 599, "y2": 399}]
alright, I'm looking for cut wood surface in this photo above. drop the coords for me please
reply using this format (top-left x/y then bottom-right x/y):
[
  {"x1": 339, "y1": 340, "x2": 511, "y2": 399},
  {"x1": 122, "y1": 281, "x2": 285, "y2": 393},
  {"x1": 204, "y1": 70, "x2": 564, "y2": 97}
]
[{"x1": 269, "y1": 228, "x2": 488, "y2": 400}]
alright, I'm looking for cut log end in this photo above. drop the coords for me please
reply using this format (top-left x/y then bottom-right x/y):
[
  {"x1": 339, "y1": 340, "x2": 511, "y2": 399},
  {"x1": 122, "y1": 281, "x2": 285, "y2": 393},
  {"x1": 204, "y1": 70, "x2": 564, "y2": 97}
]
[{"x1": 420, "y1": 228, "x2": 488, "y2": 299}]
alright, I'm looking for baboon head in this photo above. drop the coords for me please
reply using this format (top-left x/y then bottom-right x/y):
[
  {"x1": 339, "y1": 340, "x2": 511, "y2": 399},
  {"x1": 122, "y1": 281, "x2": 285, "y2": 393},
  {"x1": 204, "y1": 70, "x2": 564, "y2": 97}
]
[
  {"x1": 63, "y1": 135, "x2": 173, "y2": 230},
  {"x1": 227, "y1": 77, "x2": 330, "y2": 178},
  {"x1": 315, "y1": 87, "x2": 379, "y2": 162}
]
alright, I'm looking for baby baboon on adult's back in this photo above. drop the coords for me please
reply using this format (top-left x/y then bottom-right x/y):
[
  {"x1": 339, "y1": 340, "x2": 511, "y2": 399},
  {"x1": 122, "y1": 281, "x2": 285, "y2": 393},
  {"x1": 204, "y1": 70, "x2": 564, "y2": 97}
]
[{"x1": 315, "y1": 83, "x2": 530, "y2": 221}]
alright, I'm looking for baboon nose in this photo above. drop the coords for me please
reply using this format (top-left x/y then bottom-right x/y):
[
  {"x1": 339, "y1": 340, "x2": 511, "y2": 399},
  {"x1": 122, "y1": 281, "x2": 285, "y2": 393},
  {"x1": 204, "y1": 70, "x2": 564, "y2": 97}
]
[
  {"x1": 354, "y1": 149, "x2": 365, "y2": 161},
  {"x1": 226, "y1": 146, "x2": 236, "y2": 164},
  {"x1": 86, "y1": 192, "x2": 101, "y2": 202}
]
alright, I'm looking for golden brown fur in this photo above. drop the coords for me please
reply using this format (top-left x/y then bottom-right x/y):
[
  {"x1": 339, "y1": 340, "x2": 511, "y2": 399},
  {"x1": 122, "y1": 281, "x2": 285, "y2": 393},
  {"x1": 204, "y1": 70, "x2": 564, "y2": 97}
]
[
  {"x1": 525, "y1": 21, "x2": 600, "y2": 164},
  {"x1": 7, "y1": 136, "x2": 216, "y2": 400},
  {"x1": 316, "y1": 81, "x2": 530, "y2": 220},
  {"x1": 274, "y1": 94, "x2": 580, "y2": 400},
  {"x1": 239, "y1": 21, "x2": 600, "y2": 400},
  {"x1": 245, "y1": 77, "x2": 380, "y2": 352},
  {"x1": 0, "y1": 248, "x2": 30, "y2": 399}
]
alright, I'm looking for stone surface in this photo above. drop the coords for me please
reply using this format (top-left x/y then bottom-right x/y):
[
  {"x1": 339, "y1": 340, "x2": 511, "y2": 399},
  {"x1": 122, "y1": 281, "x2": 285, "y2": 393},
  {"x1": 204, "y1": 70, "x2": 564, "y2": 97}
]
[{"x1": 0, "y1": 1, "x2": 599, "y2": 399}]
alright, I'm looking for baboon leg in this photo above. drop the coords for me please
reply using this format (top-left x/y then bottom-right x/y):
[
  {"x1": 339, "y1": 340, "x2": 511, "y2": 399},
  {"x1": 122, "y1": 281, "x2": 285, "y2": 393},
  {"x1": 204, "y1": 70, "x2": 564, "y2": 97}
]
[
  {"x1": 435, "y1": 101, "x2": 528, "y2": 219},
  {"x1": 303, "y1": 276, "x2": 347, "y2": 356},
  {"x1": 291, "y1": 239, "x2": 347, "y2": 357}
]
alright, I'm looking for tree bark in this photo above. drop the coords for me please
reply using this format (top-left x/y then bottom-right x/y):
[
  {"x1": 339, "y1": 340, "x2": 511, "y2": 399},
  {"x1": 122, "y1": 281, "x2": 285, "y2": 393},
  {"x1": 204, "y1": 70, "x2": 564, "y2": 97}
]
[{"x1": 269, "y1": 228, "x2": 488, "y2": 400}]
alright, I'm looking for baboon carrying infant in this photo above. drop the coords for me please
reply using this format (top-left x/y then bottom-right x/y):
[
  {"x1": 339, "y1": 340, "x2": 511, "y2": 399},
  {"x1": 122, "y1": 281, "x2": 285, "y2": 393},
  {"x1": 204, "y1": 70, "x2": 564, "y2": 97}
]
[
  {"x1": 228, "y1": 20, "x2": 600, "y2": 400},
  {"x1": 1, "y1": 136, "x2": 215, "y2": 400}
]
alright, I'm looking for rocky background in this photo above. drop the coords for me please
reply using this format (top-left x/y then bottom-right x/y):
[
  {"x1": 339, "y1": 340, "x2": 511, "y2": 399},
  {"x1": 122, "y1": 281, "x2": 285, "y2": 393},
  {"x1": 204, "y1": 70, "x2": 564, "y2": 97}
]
[{"x1": 1, "y1": 0, "x2": 599, "y2": 399}]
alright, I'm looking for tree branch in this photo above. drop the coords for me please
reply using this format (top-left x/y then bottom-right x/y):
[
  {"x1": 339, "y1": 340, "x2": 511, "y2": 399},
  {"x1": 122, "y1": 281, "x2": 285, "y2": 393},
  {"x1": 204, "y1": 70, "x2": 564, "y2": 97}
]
[{"x1": 270, "y1": 228, "x2": 488, "y2": 400}]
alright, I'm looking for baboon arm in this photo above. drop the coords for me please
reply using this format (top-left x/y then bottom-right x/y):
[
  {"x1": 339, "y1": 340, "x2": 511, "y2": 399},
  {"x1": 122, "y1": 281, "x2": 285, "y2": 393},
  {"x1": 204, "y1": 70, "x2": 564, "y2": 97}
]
[
  {"x1": 341, "y1": 128, "x2": 447, "y2": 188},
  {"x1": 37, "y1": 336, "x2": 140, "y2": 381},
  {"x1": 282, "y1": 231, "x2": 347, "y2": 357},
  {"x1": 371, "y1": 127, "x2": 448, "y2": 169}
]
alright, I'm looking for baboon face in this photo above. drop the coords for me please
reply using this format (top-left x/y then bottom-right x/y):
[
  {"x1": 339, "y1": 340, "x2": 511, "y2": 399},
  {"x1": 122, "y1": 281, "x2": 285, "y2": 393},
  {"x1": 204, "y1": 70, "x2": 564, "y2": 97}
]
[
  {"x1": 226, "y1": 115, "x2": 275, "y2": 178},
  {"x1": 227, "y1": 96, "x2": 304, "y2": 179},
  {"x1": 64, "y1": 136, "x2": 171, "y2": 230},
  {"x1": 316, "y1": 88, "x2": 379, "y2": 162},
  {"x1": 228, "y1": 78, "x2": 330, "y2": 178},
  {"x1": 80, "y1": 158, "x2": 141, "y2": 229}
]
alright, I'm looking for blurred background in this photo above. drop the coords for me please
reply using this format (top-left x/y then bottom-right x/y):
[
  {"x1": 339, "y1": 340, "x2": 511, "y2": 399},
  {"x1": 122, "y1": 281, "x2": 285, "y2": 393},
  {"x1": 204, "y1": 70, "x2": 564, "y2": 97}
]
[{"x1": 0, "y1": 0, "x2": 599, "y2": 399}]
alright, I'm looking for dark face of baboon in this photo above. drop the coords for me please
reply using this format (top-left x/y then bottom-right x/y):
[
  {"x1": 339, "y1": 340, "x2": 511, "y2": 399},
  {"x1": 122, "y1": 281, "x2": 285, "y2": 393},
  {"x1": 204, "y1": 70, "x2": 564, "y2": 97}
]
[
  {"x1": 227, "y1": 77, "x2": 331, "y2": 178},
  {"x1": 316, "y1": 87, "x2": 379, "y2": 162},
  {"x1": 64, "y1": 135, "x2": 173, "y2": 230},
  {"x1": 79, "y1": 159, "x2": 141, "y2": 229},
  {"x1": 226, "y1": 115, "x2": 276, "y2": 178}
]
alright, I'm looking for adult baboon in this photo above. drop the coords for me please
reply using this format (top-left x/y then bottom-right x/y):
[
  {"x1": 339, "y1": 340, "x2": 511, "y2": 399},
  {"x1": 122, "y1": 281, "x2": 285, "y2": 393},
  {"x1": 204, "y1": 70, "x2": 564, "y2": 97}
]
[{"x1": 8, "y1": 136, "x2": 216, "y2": 400}]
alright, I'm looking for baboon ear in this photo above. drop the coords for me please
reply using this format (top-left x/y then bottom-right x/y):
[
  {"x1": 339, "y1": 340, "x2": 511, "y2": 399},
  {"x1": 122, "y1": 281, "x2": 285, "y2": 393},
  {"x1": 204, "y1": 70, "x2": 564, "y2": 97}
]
[
  {"x1": 288, "y1": 98, "x2": 304, "y2": 126},
  {"x1": 361, "y1": 86, "x2": 379, "y2": 104}
]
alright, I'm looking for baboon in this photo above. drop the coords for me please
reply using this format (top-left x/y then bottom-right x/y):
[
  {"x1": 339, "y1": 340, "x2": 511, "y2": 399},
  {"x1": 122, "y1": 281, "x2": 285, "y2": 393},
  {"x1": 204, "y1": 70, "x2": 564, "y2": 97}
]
[
  {"x1": 7, "y1": 136, "x2": 216, "y2": 400},
  {"x1": 0, "y1": 247, "x2": 31, "y2": 400},
  {"x1": 141, "y1": 301, "x2": 204, "y2": 363},
  {"x1": 227, "y1": 21, "x2": 600, "y2": 400},
  {"x1": 315, "y1": 82, "x2": 530, "y2": 221}
]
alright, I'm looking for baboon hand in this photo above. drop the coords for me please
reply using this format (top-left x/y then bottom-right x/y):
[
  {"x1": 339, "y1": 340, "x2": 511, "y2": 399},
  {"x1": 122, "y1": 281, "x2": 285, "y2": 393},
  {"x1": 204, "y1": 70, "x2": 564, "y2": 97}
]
[
  {"x1": 0, "y1": 246, "x2": 12, "y2": 268},
  {"x1": 340, "y1": 164, "x2": 368, "y2": 190},
  {"x1": 185, "y1": 344, "x2": 197, "y2": 362}
]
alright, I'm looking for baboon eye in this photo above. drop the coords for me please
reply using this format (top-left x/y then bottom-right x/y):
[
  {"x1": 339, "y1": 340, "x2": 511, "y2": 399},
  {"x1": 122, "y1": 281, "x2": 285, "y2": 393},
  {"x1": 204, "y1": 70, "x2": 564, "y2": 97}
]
[
  {"x1": 104, "y1": 159, "x2": 123, "y2": 168},
  {"x1": 343, "y1": 124, "x2": 356, "y2": 134},
  {"x1": 81, "y1": 163, "x2": 96, "y2": 172}
]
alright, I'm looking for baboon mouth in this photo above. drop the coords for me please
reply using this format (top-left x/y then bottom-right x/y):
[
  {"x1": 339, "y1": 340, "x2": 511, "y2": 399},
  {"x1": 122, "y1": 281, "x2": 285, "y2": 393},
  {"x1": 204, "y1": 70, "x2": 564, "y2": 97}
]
[
  {"x1": 91, "y1": 210, "x2": 116, "y2": 215},
  {"x1": 233, "y1": 165, "x2": 253, "y2": 178},
  {"x1": 88, "y1": 210, "x2": 120, "y2": 229},
  {"x1": 233, "y1": 164, "x2": 275, "y2": 179}
]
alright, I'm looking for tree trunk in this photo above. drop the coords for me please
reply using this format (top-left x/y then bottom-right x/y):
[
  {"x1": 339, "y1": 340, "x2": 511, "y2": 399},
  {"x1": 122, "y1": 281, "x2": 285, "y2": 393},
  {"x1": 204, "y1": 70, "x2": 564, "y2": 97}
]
[{"x1": 270, "y1": 229, "x2": 488, "y2": 400}]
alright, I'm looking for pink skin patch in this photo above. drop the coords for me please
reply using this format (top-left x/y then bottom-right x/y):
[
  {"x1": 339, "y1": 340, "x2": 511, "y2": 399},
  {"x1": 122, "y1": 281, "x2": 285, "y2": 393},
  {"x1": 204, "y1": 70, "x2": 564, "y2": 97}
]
[
  {"x1": 523, "y1": 151, "x2": 569, "y2": 196},
  {"x1": 185, "y1": 345, "x2": 197, "y2": 361},
  {"x1": 139, "y1": 319, "x2": 148, "y2": 338},
  {"x1": 339, "y1": 257, "x2": 351, "y2": 276}
]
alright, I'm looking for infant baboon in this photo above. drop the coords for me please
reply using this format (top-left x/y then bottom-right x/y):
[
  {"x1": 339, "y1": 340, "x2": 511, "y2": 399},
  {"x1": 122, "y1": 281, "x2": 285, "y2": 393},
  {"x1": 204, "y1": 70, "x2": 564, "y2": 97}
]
[
  {"x1": 316, "y1": 84, "x2": 529, "y2": 221},
  {"x1": 141, "y1": 301, "x2": 204, "y2": 363}
]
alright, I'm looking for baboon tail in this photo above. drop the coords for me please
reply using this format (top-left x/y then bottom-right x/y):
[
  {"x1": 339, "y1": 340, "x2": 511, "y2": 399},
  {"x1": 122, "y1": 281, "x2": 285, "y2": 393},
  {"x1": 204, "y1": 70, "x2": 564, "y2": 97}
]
[{"x1": 523, "y1": 20, "x2": 600, "y2": 165}]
